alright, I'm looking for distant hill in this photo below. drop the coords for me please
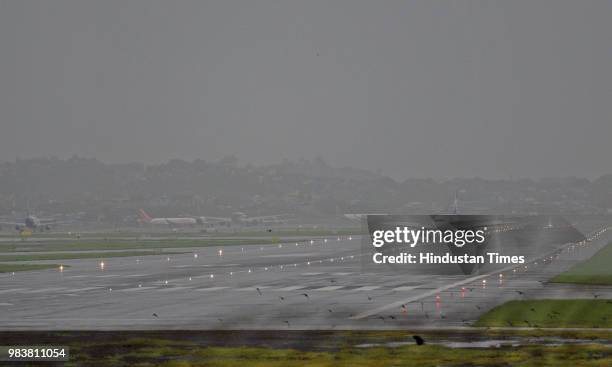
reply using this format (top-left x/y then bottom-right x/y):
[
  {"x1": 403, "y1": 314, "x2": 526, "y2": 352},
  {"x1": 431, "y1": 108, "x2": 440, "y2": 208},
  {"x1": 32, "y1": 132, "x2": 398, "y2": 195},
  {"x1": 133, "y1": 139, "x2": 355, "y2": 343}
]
[{"x1": 0, "y1": 157, "x2": 610, "y2": 223}]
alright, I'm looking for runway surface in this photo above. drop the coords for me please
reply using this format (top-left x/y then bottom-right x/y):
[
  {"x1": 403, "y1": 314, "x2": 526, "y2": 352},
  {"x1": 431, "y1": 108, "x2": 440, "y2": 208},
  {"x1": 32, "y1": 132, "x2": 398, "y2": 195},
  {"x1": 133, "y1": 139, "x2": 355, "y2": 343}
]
[{"x1": 1, "y1": 228, "x2": 611, "y2": 330}]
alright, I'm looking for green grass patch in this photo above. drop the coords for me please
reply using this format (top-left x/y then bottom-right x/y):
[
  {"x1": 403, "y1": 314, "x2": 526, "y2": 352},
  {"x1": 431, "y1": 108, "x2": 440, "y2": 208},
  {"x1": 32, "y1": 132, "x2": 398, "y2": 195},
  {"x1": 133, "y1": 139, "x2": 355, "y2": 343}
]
[
  {"x1": 551, "y1": 242, "x2": 612, "y2": 285},
  {"x1": 215, "y1": 228, "x2": 361, "y2": 237},
  {"x1": 0, "y1": 238, "x2": 285, "y2": 253},
  {"x1": 51, "y1": 340, "x2": 612, "y2": 367},
  {"x1": 1, "y1": 331, "x2": 611, "y2": 366},
  {"x1": 0, "y1": 263, "x2": 64, "y2": 273},
  {"x1": 0, "y1": 251, "x2": 185, "y2": 262},
  {"x1": 475, "y1": 300, "x2": 612, "y2": 328}
]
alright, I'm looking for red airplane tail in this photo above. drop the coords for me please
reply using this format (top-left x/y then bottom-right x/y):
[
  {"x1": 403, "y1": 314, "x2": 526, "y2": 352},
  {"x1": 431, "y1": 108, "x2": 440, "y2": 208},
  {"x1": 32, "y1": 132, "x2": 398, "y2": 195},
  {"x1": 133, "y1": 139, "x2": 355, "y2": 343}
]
[{"x1": 138, "y1": 209, "x2": 153, "y2": 223}]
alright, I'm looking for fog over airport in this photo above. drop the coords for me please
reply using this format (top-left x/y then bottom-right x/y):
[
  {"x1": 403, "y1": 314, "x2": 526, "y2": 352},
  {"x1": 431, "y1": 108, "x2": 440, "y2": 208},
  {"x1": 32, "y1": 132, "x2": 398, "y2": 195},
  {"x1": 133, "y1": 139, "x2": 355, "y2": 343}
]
[{"x1": 1, "y1": 0, "x2": 611, "y2": 179}]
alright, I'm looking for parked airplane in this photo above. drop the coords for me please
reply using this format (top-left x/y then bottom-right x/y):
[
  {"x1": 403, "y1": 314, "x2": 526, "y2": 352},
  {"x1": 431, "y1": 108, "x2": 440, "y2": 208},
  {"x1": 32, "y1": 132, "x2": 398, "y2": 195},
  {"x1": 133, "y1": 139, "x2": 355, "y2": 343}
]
[{"x1": 0, "y1": 213, "x2": 70, "y2": 232}]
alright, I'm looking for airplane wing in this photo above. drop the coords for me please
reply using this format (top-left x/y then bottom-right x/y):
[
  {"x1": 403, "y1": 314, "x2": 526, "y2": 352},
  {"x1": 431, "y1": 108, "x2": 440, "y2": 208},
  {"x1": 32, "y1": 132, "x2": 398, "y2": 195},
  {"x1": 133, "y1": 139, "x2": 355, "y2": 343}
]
[
  {"x1": 198, "y1": 216, "x2": 231, "y2": 223},
  {"x1": 0, "y1": 220, "x2": 21, "y2": 226}
]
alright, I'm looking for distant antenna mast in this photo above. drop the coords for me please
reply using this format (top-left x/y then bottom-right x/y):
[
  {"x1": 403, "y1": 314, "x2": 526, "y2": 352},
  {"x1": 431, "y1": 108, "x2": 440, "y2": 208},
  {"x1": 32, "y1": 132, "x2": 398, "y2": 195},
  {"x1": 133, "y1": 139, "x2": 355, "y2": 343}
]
[{"x1": 452, "y1": 191, "x2": 459, "y2": 215}]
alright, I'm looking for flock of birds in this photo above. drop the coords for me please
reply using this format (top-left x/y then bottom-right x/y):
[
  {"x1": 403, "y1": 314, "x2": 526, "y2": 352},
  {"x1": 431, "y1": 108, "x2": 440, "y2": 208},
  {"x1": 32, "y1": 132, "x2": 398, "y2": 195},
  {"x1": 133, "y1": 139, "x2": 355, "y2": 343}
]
[{"x1": 136, "y1": 225, "x2": 612, "y2": 332}]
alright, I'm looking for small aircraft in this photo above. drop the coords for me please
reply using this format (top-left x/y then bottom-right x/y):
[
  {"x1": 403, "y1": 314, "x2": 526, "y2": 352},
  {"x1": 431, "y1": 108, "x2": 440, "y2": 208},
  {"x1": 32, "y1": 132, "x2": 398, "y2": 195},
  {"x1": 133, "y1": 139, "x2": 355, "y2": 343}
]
[{"x1": 0, "y1": 213, "x2": 69, "y2": 232}]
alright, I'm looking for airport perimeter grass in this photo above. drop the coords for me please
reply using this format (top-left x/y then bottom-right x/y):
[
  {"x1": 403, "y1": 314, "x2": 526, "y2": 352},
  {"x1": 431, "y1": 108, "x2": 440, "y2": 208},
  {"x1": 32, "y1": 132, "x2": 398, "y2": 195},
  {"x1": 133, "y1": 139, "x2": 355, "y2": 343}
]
[
  {"x1": 0, "y1": 263, "x2": 63, "y2": 273},
  {"x1": 0, "y1": 251, "x2": 185, "y2": 262},
  {"x1": 218, "y1": 228, "x2": 361, "y2": 237},
  {"x1": 551, "y1": 241, "x2": 612, "y2": 285},
  {"x1": 475, "y1": 300, "x2": 612, "y2": 328},
  {"x1": 0, "y1": 238, "x2": 286, "y2": 253},
  {"x1": 2, "y1": 331, "x2": 611, "y2": 366},
  {"x1": 47, "y1": 339, "x2": 612, "y2": 367}
]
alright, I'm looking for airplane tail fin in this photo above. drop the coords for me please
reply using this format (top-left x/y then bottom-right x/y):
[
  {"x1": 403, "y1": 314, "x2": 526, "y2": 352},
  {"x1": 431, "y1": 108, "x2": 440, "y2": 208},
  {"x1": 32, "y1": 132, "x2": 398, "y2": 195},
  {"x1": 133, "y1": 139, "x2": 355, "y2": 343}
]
[{"x1": 138, "y1": 209, "x2": 152, "y2": 223}]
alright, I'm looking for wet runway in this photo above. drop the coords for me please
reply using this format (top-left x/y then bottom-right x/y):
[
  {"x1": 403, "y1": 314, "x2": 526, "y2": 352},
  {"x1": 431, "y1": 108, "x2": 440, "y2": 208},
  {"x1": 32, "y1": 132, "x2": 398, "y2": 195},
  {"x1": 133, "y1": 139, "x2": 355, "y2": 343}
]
[{"x1": 1, "y1": 228, "x2": 611, "y2": 330}]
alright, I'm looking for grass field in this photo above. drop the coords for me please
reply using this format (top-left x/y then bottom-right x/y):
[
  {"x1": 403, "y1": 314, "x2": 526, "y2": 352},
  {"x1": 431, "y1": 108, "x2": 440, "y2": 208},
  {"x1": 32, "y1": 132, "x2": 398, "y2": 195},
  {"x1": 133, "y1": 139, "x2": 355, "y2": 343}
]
[
  {"x1": 475, "y1": 300, "x2": 612, "y2": 328},
  {"x1": 0, "y1": 251, "x2": 185, "y2": 262},
  {"x1": 1, "y1": 331, "x2": 610, "y2": 366},
  {"x1": 0, "y1": 263, "x2": 64, "y2": 273},
  {"x1": 217, "y1": 228, "x2": 361, "y2": 237},
  {"x1": 0, "y1": 238, "x2": 286, "y2": 253},
  {"x1": 35, "y1": 339, "x2": 612, "y2": 367},
  {"x1": 551, "y1": 241, "x2": 612, "y2": 285}
]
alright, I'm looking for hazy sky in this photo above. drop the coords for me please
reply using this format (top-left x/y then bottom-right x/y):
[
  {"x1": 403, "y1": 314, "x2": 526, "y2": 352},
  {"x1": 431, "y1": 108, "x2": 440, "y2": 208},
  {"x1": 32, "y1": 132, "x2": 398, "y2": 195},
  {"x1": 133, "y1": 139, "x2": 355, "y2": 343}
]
[{"x1": 1, "y1": 1, "x2": 611, "y2": 179}]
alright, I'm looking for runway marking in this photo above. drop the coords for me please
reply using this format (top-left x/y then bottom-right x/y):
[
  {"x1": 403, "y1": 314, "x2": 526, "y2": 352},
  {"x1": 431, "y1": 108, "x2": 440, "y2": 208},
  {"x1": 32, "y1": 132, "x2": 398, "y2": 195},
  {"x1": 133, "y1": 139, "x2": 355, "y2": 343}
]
[
  {"x1": 194, "y1": 287, "x2": 229, "y2": 292},
  {"x1": 234, "y1": 286, "x2": 270, "y2": 291},
  {"x1": 22, "y1": 287, "x2": 68, "y2": 294},
  {"x1": 125, "y1": 274, "x2": 151, "y2": 277},
  {"x1": 351, "y1": 286, "x2": 380, "y2": 291},
  {"x1": 276, "y1": 285, "x2": 307, "y2": 291},
  {"x1": 350, "y1": 257, "x2": 553, "y2": 320},
  {"x1": 65, "y1": 287, "x2": 101, "y2": 292},
  {"x1": 331, "y1": 272, "x2": 353, "y2": 276},
  {"x1": 392, "y1": 285, "x2": 420, "y2": 291},
  {"x1": 0, "y1": 303, "x2": 13, "y2": 306},
  {"x1": 96, "y1": 274, "x2": 120, "y2": 278},
  {"x1": 121, "y1": 286, "x2": 157, "y2": 292},
  {"x1": 301, "y1": 272, "x2": 325, "y2": 276},
  {"x1": 0, "y1": 288, "x2": 28, "y2": 294},
  {"x1": 260, "y1": 253, "x2": 315, "y2": 258},
  {"x1": 157, "y1": 287, "x2": 190, "y2": 292},
  {"x1": 313, "y1": 286, "x2": 344, "y2": 291}
]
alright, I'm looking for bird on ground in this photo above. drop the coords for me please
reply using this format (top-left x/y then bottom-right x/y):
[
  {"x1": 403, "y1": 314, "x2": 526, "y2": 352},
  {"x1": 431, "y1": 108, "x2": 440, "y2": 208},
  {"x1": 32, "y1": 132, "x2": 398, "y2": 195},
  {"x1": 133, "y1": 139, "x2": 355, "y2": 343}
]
[
  {"x1": 412, "y1": 335, "x2": 425, "y2": 345},
  {"x1": 256, "y1": 287, "x2": 262, "y2": 295},
  {"x1": 279, "y1": 296, "x2": 285, "y2": 301},
  {"x1": 301, "y1": 293, "x2": 309, "y2": 299},
  {"x1": 367, "y1": 296, "x2": 373, "y2": 301},
  {"x1": 152, "y1": 313, "x2": 159, "y2": 318},
  {"x1": 284, "y1": 320, "x2": 290, "y2": 327},
  {"x1": 515, "y1": 290, "x2": 524, "y2": 295}
]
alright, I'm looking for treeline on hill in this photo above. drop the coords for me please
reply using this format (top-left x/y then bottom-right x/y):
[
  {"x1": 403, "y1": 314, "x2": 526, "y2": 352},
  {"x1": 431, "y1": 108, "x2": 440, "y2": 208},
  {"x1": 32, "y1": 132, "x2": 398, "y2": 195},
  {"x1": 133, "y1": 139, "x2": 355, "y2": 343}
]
[{"x1": 0, "y1": 157, "x2": 611, "y2": 223}]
